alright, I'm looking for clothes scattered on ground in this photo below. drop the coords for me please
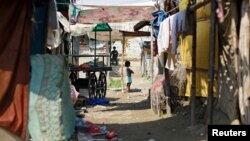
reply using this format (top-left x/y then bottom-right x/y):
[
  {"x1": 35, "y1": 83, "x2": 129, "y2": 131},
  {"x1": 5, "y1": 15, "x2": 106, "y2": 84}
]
[
  {"x1": 88, "y1": 98, "x2": 110, "y2": 106},
  {"x1": 71, "y1": 118, "x2": 119, "y2": 141}
]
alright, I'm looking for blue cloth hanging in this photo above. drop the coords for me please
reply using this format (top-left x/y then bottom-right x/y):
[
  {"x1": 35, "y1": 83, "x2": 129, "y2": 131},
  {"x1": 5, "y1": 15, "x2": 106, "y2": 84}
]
[{"x1": 152, "y1": 10, "x2": 167, "y2": 38}]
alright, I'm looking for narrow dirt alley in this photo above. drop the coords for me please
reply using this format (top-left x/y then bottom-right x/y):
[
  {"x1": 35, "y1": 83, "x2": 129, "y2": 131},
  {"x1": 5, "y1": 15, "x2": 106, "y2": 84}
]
[{"x1": 84, "y1": 61, "x2": 206, "y2": 141}]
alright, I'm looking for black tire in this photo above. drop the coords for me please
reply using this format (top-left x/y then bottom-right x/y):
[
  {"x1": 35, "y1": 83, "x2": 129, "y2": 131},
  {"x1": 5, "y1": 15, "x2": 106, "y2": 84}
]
[
  {"x1": 88, "y1": 73, "x2": 97, "y2": 99},
  {"x1": 97, "y1": 72, "x2": 107, "y2": 98}
]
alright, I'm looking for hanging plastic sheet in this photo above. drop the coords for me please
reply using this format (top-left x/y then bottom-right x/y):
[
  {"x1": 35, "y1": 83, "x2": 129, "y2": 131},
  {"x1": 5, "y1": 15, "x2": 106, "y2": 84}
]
[
  {"x1": 75, "y1": 0, "x2": 156, "y2": 7},
  {"x1": 77, "y1": 7, "x2": 154, "y2": 24}
]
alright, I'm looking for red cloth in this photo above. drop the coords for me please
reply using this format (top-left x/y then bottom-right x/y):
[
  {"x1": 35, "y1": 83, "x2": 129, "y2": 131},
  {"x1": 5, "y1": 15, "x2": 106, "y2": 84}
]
[
  {"x1": 153, "y1": 40, "x2": 158, "y2": 56},
  {"x1": 152, "y1": 77, "x2": 165, "y2": 91},
  {"x1": 0, "y1": 0, "x2": 32, "y2": 139}
]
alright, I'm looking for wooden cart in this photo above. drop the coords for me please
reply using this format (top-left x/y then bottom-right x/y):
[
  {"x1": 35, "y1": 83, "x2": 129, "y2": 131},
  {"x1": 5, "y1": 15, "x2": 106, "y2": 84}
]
[{"x1": 69, "y1": 23, "x2": 113, "y2": 99}]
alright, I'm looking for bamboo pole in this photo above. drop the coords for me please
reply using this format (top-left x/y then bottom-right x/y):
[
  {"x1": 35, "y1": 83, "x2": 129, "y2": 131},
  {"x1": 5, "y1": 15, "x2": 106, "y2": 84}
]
[
  {"x1": 206, "y1": 0, "x2": 216, "y2": 125},
  {"x1": 94, "y1": 31, "x2": 97, "y2": 66},
  {"x1": 189, "y1": 0, "x2": 211, "y2": 11},
  {"x1": 109, "y1": 31, "x2": 112, "y2": 66},
  {"x1": 150, "y1": 26, "x2": 154, "y2": 84},
  {"x1": 191, "y1": 0, "x2": 197, "y2": 126},
  {"x1": 121, "y1": 33, "x2": 125, "y2": 93}
]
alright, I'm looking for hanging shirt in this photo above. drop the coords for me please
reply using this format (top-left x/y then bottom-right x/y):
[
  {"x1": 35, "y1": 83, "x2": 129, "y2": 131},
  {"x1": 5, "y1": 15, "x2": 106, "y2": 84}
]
[
  {"x1": 171, "y1": 9, "x2": 193, "y2": 55},
  {"x1": 157, "y1": 15, "x2": 174, "y2": 66},
  {"x1": 157, "y1": 15, "x2": 175, "y2": 54}
]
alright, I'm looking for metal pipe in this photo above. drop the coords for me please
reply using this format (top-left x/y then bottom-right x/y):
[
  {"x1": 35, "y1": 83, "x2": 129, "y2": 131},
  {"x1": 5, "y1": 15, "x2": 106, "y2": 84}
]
[
  {"x1": 191, "y1": 0, "x2": 197, "y2": 126},
  {"x1": 206, "y1": 0, "x2": 216, "y2": 125}
]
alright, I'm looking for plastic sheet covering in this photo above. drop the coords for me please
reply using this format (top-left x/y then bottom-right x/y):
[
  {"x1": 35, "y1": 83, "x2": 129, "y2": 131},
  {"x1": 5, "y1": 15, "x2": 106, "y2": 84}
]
[
  {"x1": 77, "y1": 7, "x2": 154, "y2": 24},
  {"x1": 75, "y1": 0, "x2": 156, "y2": 7}
]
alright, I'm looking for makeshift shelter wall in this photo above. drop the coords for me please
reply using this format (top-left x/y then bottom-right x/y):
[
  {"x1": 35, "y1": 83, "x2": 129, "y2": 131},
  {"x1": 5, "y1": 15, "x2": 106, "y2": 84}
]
[
  {"x1": 179, "y1": 0, "x2": 218, "y2": 97},
  {"x1": 179, "y1": 0, "x2": 211, "y2": 19},
  {"x1": 238, "y1": 0, "x2": 250, "y2": 124}
]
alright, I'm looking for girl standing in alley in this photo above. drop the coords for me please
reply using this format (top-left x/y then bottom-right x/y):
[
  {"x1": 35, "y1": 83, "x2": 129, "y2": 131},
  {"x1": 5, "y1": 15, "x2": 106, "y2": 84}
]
[{"x1": 125, "y1": 60, "x2": 134, "y2": 92}]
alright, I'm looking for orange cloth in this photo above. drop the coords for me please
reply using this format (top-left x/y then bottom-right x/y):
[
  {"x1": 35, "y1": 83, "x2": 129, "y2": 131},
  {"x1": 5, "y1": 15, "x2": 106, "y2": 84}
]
[{"x1": 0, "y1": 0, "x2": 32, "y2": 139}]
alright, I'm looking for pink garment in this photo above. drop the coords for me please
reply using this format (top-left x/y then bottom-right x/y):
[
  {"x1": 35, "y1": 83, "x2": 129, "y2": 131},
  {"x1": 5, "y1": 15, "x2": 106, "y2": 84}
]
[{"x1": 70, "y1": 84, "x2": 79, "y2": 100}]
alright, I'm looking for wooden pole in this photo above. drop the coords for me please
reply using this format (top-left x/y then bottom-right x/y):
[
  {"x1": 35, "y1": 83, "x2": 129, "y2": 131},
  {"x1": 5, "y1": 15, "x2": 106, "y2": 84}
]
[
  {"x1": 109, "y1": 31, "x2": 112, "y2": 66},
  {"x1": 206, "y1": 0, "x2": 216, "y2": 126},
  {"x1": 94, "y1": 31, "x2": 97, "y2": 66},
  {"x1": 150, "y1": 26, "x2": 154, "y2": 84},
  {"x1": 189, "y1": 0, "x2": 211, "y2": 11},
  {"x1": 190, "y1": 0, "x2": 197, "y2": 126},
  {"x1": 121, "y1": 33, "x2": 125, "y2": 93}
]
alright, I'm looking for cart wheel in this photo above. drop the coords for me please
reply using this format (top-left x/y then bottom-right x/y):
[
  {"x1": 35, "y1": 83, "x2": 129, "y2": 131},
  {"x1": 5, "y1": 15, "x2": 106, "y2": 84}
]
[
  {"x1": 98, "y1": 72, "x2": 107, "y2": 98},
  {"x1": 88, "y1": 73, "x2": 97, "y2": 99}
]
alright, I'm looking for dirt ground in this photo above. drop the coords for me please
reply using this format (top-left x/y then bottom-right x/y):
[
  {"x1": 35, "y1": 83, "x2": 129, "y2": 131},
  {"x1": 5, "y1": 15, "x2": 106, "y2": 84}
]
[{"x1": 84, "y1": 60, "x2": 206, "y2": 141}]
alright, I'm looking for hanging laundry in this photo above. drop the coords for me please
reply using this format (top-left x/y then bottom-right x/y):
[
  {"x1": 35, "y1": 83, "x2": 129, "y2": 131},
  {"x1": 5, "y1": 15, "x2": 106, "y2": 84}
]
[
  {"x1": 171, "y1": 9, "x2": 193, "y2": 55},
  {"x1": 152, "y1": 10, "x2": 167, "y2": 38},
  {"x1": 47, "y1": 0, "x2": 61, "y2": 49},
  {"x1": 157, "y1": 15, "x2": 174, "y2": 66},
  {"x1": 157, "y1": 15, "x2": 175, "y2": 54},
  {"x1": 0, "y1": 0, "x2": 32, "y2": 139},
  {"x1": 47, "y1": 28, "x2": 62, "y2": 48},
  {"x1": 69, "y1": 4, "x2": 79, "y2": 25},
  {"x1": 29, "y1": 54, "x2": 75, "y2": 141},
  {"x1": 31, "y1": 6, "x2": 48, "y2": 54},
  {"x1": 165, "y1": 46, "x2": 177, "y2": 71},
  {"x1": 49, "y1": 0, "x2": 59, "y2": 30}
]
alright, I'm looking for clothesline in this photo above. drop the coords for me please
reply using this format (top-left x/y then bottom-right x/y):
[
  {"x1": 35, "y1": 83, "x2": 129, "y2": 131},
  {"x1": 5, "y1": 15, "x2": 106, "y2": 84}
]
[
  {"x1": 189, "y1": 0, "x2": 211, "y2": 11},
  {"x1": 164, "y1": 0, "x2": 211, "y2": 14},
  {"x1": 166, "y1": 6, "x2": 179, "y2": 15}
]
